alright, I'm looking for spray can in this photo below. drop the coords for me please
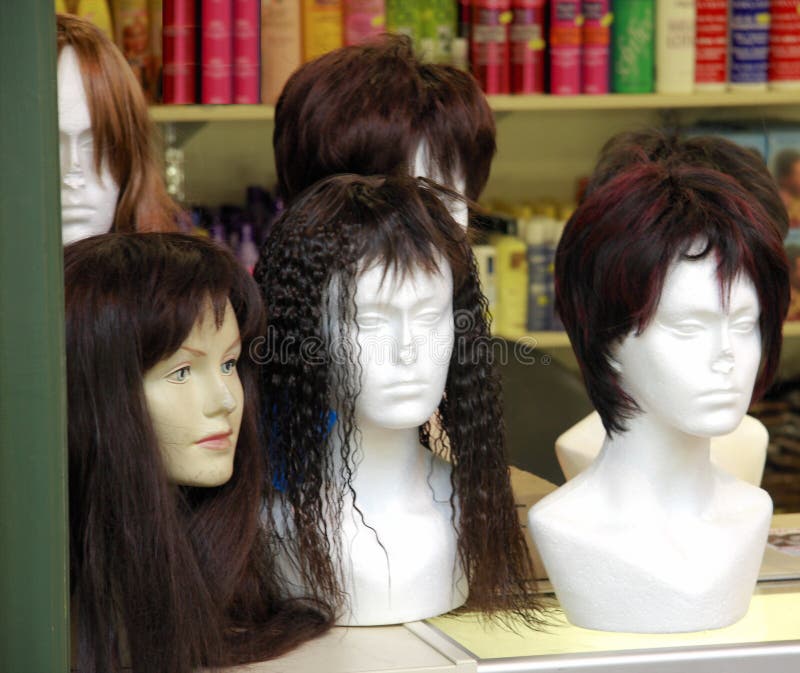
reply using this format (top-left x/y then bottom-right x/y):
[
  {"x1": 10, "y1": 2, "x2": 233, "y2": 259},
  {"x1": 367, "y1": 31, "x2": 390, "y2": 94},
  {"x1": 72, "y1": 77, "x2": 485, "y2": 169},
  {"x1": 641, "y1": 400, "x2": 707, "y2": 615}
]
[
  {"x1": 471, "y1": 0, "x2": 513, "y2": 94},
  {"x1": 510, "y1": 0, "x2": 546, "y2": 94}
]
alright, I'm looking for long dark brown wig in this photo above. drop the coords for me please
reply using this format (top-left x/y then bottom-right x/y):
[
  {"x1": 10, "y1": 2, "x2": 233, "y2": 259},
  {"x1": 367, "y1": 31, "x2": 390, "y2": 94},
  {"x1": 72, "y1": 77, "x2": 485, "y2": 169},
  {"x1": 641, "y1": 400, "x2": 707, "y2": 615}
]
[
  {"x1": 64, "y1": 233, "x2": 331, "y2": 673},
  {"x1": 253, "y1": 175, "x2": 541, "y2": 623}
]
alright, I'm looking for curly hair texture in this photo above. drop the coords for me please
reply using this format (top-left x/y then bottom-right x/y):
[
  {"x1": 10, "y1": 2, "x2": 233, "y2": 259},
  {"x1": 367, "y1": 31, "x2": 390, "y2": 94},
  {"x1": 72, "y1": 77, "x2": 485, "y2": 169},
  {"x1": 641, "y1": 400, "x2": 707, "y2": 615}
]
[
  {"x1": 273, "y1": 34, "x2": 495, "y2": 202},
  {"x1": 254, "y1": 174, "x2": 541, "y2": 624},
  {"x1": 556, "y1": 161, "x2": 790, "y2": 436},
  {"x1": 64, "y1": 234, "x2": 331, "y2": 673},
  {"x1": 584, "y1": 128, "x2": 789, "y2": 239},
  {"x1": 57, "y1": 14, "x2": 180, "y2": 233}
]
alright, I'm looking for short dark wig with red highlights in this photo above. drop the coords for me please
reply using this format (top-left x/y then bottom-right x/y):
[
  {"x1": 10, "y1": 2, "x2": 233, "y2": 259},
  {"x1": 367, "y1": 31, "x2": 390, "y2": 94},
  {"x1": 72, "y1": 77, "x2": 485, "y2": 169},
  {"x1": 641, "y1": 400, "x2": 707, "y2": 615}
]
[
  {"x1": 64, "y1": 234, "x2": 330, "y2": 673},
  {"x1": 254, "y1": 174, "x2": 541, "y2": 624},
  {"x1": 273, "y1": 34, "x2": 495, "y2": 202},
  {"x1": 556, "y1": 161, "x2": 790, "y2": 436}
]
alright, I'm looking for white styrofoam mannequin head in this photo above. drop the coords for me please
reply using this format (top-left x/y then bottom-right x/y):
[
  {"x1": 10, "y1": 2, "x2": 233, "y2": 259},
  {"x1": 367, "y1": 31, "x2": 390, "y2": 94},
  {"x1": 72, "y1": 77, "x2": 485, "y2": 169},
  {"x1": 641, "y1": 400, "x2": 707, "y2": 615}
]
[
  {"x1": 143, "y1": 300, "x2": 243, "y2": 487},
  {"x1": 57, "y1": 46, "x2": 120, "y2": 245},
  {"x1": 413, "y1": 141, "x2": 468, "y2": 228},
  {"x1": 612, "y1": 252, "x2": 761, "y2": 438},
  {"x1": 340, "y1": 259, "x2": 454, "y2": 430}
]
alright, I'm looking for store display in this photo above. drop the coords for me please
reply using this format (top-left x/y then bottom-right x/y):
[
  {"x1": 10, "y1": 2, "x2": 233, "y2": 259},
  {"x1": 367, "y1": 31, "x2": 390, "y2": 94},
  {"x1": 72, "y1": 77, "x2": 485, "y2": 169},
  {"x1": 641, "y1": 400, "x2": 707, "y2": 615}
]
[
  {"x1": 56, "y1": 14, "x2": 179, "y2": 238},
  {"x1": 63, "y1": 233, "x2": 331, "y2": 673},
  {"x1": 531, "y1": 146, "x2": 790, "y2": 632},
  {"x1": 255, "y1": 174, "x2": 541, "y2": 626}
]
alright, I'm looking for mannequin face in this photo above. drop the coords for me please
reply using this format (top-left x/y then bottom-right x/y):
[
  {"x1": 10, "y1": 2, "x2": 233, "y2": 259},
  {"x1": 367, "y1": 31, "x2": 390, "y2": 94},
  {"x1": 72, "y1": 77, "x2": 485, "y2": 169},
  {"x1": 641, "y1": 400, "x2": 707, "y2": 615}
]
[
  {"x1": 613, "y1": 253, "x2": 761, "y2": 438},
  {"x1": 333, "y1": 260, "x2": 454, "y2": 430},
  {"x1": 57, "y1": 46, "x2": 120, "y2": 245},
  {"x1": 413, "y1": 142, "x2": 468, "y2": 229},
  {"x1": 143, "y1": 300, "x2": 244, "y2": 487}
]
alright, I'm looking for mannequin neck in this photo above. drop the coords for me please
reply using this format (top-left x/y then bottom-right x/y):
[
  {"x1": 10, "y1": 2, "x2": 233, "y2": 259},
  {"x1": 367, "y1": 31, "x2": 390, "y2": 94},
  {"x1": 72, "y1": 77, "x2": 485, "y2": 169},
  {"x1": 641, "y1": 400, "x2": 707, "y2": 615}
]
[
  {"x1": 595, "y1": 413, "x2": 715, "y2": 516},
  {"x1": 330, "y1": 418, "x2": 430, "y2": 506}
]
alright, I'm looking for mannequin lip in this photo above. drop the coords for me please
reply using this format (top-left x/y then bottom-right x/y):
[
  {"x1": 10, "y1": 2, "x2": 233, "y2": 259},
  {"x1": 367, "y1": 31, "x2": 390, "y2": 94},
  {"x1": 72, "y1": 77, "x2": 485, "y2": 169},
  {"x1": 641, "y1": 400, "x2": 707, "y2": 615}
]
[
  {"x1": 196, "y1": 430, "x2": 233, "y2": 450},
  {"x1": 61, "y1": 205, "x2": 95, "y2": 222},
  {"x1": 697, "y1": 390, "x2": 740, "y2": 402}
]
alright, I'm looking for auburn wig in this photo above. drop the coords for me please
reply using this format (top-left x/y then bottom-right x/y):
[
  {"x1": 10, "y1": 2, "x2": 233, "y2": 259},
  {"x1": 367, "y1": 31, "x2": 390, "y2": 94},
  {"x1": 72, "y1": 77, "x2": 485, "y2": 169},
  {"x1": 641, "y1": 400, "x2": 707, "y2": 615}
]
[
  {"x1": 57, "y1": 14, "x2": 179, "y2": 233},
  {"x1": 64, "y1": 233, "x2": 330, "y2": 673},
  {"x1": 254, "y1": 174, "x2": 541, "y2": 623},
  {"x1": 556, "y1": 160, "x2": 790, "y2": 436},
  {"x1": 273, "y1": 34, "x2": 495, "y2": 202}
]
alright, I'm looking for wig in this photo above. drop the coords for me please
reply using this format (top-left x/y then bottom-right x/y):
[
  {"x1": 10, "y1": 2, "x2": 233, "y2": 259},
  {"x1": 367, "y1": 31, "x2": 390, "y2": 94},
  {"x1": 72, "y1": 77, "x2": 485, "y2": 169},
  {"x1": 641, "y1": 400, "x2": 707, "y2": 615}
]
[
  {"x1": 556, "y1": 161, "x2": 790, "y2": 436},
  {"x1": 584, "y1": 128, "x2": 789, "y2": 239},
  {"x1": 64, "y1": 233, "x2": 331, "y2": 673},
  {"x1": 273, "y1": 34, "x2": 495, "y2": 203},
  {"x1": 57, "y1": 14, "x2": 180, "y2": 233},
  {"x1": 254, "y1": 174, "x2": 541, "y2": 623}
]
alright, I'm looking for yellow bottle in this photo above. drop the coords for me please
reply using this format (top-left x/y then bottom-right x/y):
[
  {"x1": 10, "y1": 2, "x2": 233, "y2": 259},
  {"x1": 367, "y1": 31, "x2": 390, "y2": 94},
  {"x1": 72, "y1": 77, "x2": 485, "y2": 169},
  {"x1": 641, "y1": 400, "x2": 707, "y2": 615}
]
[{"x1": 489, "y1": 233, "x2": 528, "y2": 337}]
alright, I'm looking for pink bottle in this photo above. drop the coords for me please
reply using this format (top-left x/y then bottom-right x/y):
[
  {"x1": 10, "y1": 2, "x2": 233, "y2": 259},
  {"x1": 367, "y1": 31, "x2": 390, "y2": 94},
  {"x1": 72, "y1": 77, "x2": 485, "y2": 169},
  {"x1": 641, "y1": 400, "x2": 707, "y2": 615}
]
[
  {"x1": 510, "y1": 0, "x2": 546, "y2": 94},
  {"x1": 581, "y1": 0, "x2": 610, "y2": 94},
  {"x1": 550, "y1": 0, "x2": 582, "y2": 95},
  {"x1": 163, "y1": 0, "x2": 196, "y2": 103},
  {"x1": 233, "y1": 0, "x2": 260, "y2": 103},
  {"x1": 471, "y1": 0, "x2": 512, "y2": 94},
  {"x1": 201, "y1": 0, "x2": 233, "y2": 104}
]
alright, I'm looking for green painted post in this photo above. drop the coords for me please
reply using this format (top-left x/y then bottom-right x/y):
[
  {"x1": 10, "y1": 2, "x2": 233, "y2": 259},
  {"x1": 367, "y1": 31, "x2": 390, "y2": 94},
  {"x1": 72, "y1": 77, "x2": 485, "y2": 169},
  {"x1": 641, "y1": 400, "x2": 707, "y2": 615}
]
[{"x1": 0, "y1": 2, "x2": 70, "y2": 672}]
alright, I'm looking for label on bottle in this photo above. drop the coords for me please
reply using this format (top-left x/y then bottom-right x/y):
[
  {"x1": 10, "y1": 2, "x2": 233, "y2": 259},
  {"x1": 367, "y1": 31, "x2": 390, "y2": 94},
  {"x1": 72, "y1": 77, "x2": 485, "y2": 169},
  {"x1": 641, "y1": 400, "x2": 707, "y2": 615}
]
[
  {"x1": 730, "y1": 0, "x2": 770, "y2": 85},
  {"x1": 769, "y1": 0, "x2": 800, "y2": 85},
  {"x1": 695, "y1": 0, "x2": 728, "y2": 86}
]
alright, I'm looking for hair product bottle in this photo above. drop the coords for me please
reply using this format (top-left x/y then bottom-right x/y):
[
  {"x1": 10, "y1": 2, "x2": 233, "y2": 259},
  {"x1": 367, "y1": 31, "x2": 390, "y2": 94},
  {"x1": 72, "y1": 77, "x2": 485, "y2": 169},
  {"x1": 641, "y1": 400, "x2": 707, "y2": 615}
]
[
  {"x1": 163, "y1": 0, "x2": 197, "y2": 103},
  {"x1": 550, "y1": 0, "x2": 582, "y2": 95},
  {"x1": 655, "y1": 0, "x2": 696, "y2": 93},
  {"x1": 233, "y1": 0, "x2": 260, "y2": 103},
  {"x1": 201, "y1": 0, "x2": 233, "y2": 103},
  {"x1": 301, "y1": 0, "x2": 343, "y2": 61},
  {"x1": 611, "y1": 0, "x2": 655, "y2": 93},
  {"x1": 260, "y1": 0, "x2": 302, "y2": 105},
  {"x1": 730, "y1": 0, "x2": 770, "y2": 89},
  {"x1": 342, "y1": 0, "x2": 386, "y2": 46},
  {"x1": 582, "y1": 0, "x2": 612, "y2": 94},
  {"x1": 768, "y1": 0, "x2": 800, "y2": 89},
  {"x1": 471, "y1": 0, "x2": 512, "y2": 94},
  {"x1": 695, "y1": 0, "x2": 728, "y2": 91},
  {"x1": 510, "y1": 0, "x2": 546, "y2": 93}
]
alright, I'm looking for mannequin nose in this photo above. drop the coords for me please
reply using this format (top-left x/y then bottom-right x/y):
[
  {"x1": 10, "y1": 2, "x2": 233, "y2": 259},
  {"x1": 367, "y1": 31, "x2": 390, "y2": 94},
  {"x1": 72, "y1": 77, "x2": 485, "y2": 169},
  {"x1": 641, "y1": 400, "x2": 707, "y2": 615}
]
[
  {"x1": 61, "y1": 137, "x2": 85, "y2": 189},
  {"x1": 711, "y1": 348, "x2": 735, "y2": 375},
  {"x1": 397, "y1": 319, "x2": 417, "y2": 364},
  {"x1": 206, "y1": 380, "x2": 237, "y2": 416}
]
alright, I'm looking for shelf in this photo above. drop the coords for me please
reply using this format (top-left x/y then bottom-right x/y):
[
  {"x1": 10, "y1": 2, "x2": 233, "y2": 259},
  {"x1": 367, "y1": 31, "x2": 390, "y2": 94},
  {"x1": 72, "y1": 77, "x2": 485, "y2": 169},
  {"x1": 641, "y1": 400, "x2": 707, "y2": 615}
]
[{"x1": 148, "y1": 91, "x2": 800, "y2": 123}]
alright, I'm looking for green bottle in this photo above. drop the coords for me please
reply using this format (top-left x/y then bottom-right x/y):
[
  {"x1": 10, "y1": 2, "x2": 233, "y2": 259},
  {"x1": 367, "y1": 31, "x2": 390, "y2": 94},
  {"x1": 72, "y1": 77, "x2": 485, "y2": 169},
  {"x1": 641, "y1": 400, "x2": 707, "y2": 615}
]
[
  {"x1": 612, "y1": 0, "x2": 655, "y2": 93},
  {"x1": 419, "y1": 0, "x2": 457, "y2": 64},
  {"x1": 386, "y1": 0, "x2": 421, "y2": 46}
]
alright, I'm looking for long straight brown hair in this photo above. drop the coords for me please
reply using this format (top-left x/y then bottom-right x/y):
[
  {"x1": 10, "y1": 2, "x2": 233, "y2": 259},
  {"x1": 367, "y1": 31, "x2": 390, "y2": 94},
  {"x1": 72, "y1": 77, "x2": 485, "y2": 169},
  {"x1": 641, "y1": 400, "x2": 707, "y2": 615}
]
[
  {"x1": 57, "y1": 14, "x2": 180, "y2": 233},
  {"x1": 65, "y1": 234, "x2": 331, "y2": 673}
]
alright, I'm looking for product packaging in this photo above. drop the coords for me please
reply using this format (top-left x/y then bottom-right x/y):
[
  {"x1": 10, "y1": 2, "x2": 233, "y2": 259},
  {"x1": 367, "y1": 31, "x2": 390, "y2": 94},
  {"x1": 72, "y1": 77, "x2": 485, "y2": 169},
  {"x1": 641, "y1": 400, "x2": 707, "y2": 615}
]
[
  {"x1": 234, "y1": 0, "x2": 260, "y2": 103},
  {"x1": 471, "y1": 0, "x2": 512, "y2": 94},
  {"x1": 611, "y1": 0, "x2": 655, "y2": 93},
  {"x1": 201, "y1": 0, "x2": 233, "y2": 103},
  {"x1": 163, "y1": 0, "x2": 197, "y2": 103},
  {"x1": 419, "y1": 0, "x2": 457, "y2": 63},
  {"x1": 260, "y1": 0, "x2": 302, "y2": 105},
  {"x1": 769, "y1": 0, "x2": 800, "y2": 89},
  {"x1": 550, "y1": 0, "x2": 582, "y2": 95},
  {"x1": 343, "y1": 0, "x2": 386, "y2": 46},
  {"x1": 301, "y1": 0, "x2": 343, "y2": 62},
  {"x1": 655, "y1": 0, "x2": 696, "y2": 93},
  {"x1": 582, "y1": 0, "x2": 611, "y2": 94},
  {"x1": 695, "y1": 0, "x2": 728, "y2": 91},
  {"x1": 729, "y1": 0, "x2": 770, "y2": 89},
  {"x1": 510, "y1": 0, "x2": 546, "y2": 94}
]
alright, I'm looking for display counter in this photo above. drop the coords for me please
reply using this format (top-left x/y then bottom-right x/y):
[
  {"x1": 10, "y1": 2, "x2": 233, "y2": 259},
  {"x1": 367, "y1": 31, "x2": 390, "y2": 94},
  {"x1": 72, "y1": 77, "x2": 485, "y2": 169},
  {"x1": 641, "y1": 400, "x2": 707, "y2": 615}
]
[{"x1": 233, "y1": 513, "x2": 800, "y2": 673}]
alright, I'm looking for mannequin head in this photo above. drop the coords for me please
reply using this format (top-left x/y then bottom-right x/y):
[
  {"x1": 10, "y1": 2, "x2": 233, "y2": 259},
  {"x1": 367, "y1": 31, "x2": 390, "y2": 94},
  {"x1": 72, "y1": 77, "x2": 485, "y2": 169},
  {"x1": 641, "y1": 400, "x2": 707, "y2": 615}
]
[
  {"x1": 65, "y1": 233, "x2": 329, "y2": 673},
  {"x1": 585, "y1": 128, "x2": 789, "y2": 239},
  {"x1": 273, "y1": 34, "x2": 494, "y2": 212},
  {"x1": 557, "y1": 161, "x2": 789, "y2": 436},
  {"x1": 255, "y1": 174, "x2": 538, "y2": 621},
  {"x1": 57, "y1": 14, "x2": 179, "y2": 240}
]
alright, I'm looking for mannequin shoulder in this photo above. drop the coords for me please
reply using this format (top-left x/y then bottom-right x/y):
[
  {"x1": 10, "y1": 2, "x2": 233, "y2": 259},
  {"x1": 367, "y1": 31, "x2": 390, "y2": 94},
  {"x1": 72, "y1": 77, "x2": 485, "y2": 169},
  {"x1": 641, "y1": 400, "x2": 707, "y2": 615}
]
[{"x1": 712, "y1": 468, "x2": 773, "y2": 518}]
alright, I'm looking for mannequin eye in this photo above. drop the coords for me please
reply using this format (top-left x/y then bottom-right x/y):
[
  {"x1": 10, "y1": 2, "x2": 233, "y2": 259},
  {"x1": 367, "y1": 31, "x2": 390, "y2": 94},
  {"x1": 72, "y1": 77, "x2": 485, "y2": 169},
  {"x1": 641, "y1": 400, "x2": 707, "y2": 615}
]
[
  {"x1": 416, "y1": 310, "x2": 443, "y2": 325},
  {"x1": 166, "y1": 365, "x2": 190, "y2": 383},
  {"x1": 670, "y1": 322, "x2": 703, "y2": 336},
  {"x1": 732, "y1": 318, "x2": 758, "y2": 333},
  {"x1": 357, "y1": 314, "x2": 386, "y2": 329},
  {"x1": 221, "y1": 358, "x2": 237, "y2": 375}
]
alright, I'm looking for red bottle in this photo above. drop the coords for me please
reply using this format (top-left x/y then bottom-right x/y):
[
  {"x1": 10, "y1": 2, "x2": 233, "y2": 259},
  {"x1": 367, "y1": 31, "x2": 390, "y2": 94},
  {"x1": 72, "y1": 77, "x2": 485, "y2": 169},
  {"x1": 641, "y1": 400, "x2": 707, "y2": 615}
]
[
  {"x1": 162, "y1": 0, "x2": 197, "y2": 103},
  {"x1": 510, "y1": 0, "x2": 546, "y2": 94},
  {"x1": 471, "y1": 0, "x2": 512, "y2": 94}
]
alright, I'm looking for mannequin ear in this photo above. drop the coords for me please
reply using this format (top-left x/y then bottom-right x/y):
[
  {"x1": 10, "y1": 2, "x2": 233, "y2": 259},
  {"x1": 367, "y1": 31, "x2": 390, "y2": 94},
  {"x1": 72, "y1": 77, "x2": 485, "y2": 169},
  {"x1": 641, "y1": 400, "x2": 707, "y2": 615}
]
[{"x1": 607, "y1": 354, "x2": 623, "y2": 374}]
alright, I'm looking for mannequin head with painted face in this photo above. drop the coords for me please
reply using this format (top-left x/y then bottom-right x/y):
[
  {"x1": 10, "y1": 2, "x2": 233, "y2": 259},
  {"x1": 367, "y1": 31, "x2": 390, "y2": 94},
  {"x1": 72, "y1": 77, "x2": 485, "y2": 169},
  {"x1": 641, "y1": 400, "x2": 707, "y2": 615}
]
[
  {"x1": 64, "y1": 233, "x2": 330, "y2": 673},
  {"x1": 273, "y1": 34, "x2": 494, "y2": 225},
  {"x1": 57, "y1": 14, "x2": 179, "y2": 243},
  {"x1": 255, "y1": 174, "x2": 540, "y2": 624},
  {"x1": 557, "y1": 161, "x2": 789, "y2": 437}
]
